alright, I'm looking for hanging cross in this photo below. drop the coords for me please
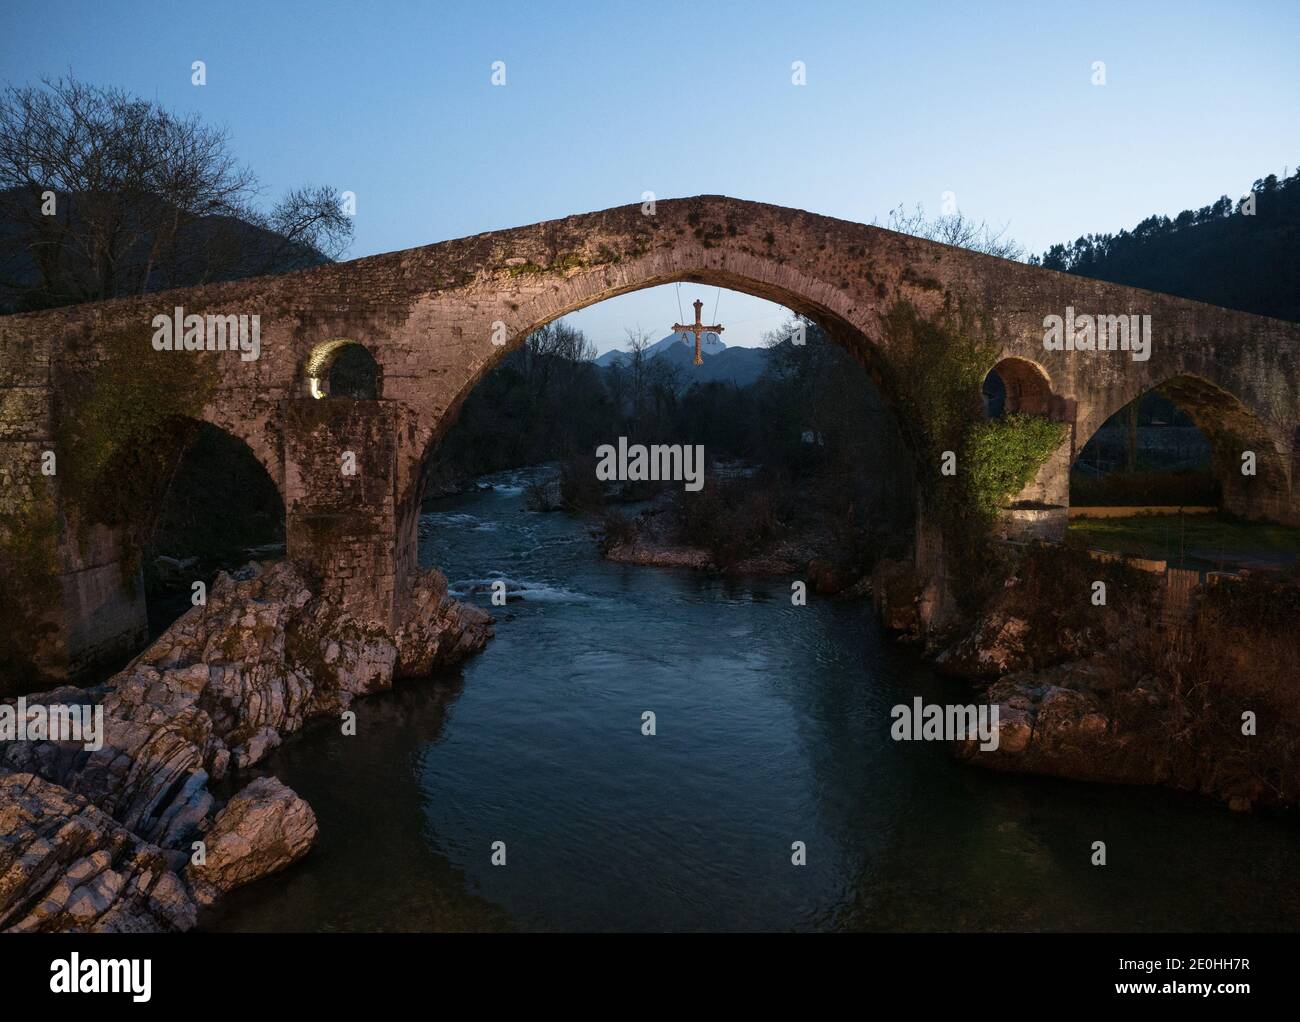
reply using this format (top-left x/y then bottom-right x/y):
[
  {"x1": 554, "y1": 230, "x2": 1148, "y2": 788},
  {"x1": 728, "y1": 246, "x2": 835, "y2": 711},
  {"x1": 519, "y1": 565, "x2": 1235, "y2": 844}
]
[{"x1": 673, "y1": 298, "x2": 724, "y2": 365}]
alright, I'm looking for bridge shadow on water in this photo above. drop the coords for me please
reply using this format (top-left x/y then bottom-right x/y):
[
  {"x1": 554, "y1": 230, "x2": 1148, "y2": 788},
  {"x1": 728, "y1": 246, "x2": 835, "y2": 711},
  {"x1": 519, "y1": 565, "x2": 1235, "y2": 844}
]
[{"x1": 200, "y1": 671, "x2": 513, "y2": 932}]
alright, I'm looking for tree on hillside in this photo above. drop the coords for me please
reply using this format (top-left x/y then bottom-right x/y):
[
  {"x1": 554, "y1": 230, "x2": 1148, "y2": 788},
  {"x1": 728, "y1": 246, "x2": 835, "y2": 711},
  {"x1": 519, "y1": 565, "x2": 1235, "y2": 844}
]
[
  {"x1": 1029, "y1": 166, "x2": 1300, "y2": 322},
  {"x1": 0, "y1": 75, "x2": 353, "y2": 312}
]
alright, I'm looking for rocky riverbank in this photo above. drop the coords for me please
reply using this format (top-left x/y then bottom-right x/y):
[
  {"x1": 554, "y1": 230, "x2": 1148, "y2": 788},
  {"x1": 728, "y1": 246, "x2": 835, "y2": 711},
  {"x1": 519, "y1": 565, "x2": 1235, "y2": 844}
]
[
  {"x1": 600, "y1": 500, "x2": 870, "y2": 592},
  {"x1": 0, "y1": 561, "x2": 491, "y2": 931},
  {"x1": 951, "y1": 653, "x2": 1276, "y2": 812},
  {"x1": 874, "y1": 544, "x2": 1300, "y2": 812}
]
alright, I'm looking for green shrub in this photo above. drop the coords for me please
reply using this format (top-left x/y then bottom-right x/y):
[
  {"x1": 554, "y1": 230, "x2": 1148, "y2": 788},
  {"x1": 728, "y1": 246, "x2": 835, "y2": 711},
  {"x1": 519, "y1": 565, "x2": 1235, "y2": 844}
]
[{"x1": 964, "y1": 414, "x2": 1069, "y2": 517}]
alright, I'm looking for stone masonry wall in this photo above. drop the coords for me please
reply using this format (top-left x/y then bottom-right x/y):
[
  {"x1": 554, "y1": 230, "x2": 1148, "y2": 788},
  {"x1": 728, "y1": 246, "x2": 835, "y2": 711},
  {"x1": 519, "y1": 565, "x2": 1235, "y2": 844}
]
[
  {"x1": 283, "y1": 398, "x2": 399, "y2": 630},
  {"x1": 1, "y1": 196, "x2": 1297, "y2": 680}
]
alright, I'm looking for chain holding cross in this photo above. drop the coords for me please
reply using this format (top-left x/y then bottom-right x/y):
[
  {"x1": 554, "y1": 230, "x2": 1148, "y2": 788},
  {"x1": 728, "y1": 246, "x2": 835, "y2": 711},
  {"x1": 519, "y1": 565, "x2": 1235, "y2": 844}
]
[{"x1": 673, "y1": 298, "x2": 724, "y2": 365}]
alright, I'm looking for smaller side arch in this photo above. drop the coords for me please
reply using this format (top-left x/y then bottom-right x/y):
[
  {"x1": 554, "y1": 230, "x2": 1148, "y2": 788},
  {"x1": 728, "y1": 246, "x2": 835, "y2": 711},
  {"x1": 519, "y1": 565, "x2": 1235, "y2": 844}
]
[
  {"x1": 979, "y1": 356, "x2": 1075, "y2": 541},
  {"x1": 983, "y1": 356, "x2": 1062, "y2": 419},
  {"x1": 303, "y1": 338, "x2": 384, "y2": 400}
]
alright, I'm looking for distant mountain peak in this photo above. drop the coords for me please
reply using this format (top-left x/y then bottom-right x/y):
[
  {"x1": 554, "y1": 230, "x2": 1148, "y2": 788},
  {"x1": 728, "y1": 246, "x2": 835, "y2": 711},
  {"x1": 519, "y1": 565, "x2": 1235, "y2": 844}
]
[
  {"x1": 592, "y1": 334, "x2": 768, "y2": 387},
  {"x1": 594, "y1": 331, "x2": 726, "y2": 366},
  {"x1": 658, "y1": 330, "x2": 726, "y2": 356}
]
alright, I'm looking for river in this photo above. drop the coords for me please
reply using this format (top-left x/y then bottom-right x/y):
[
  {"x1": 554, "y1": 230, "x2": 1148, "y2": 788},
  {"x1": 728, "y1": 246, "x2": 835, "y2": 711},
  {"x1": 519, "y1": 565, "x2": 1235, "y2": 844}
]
[{"x1": 204, "y1": 468, "x2": 1300, "y2": 932}]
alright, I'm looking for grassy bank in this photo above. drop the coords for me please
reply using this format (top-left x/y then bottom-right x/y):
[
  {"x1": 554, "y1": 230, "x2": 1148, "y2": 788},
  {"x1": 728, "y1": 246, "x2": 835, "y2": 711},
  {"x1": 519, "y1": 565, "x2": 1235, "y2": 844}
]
[{"x1": 1068, "y1": 513, "x2": 1300, "y2": 570}]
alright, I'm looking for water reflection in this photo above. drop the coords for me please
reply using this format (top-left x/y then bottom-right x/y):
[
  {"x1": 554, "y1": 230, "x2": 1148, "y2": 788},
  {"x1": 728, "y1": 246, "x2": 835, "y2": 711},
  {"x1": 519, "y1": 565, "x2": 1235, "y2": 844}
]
[{"x1": 203, "y1": 676, "x2": 512, "y2": 932}]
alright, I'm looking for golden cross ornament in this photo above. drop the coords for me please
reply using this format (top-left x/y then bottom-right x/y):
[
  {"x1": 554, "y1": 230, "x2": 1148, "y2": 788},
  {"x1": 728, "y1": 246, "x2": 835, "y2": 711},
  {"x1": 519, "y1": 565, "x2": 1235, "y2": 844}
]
[{"x1": 673, "y1": 298, "x2": 724, "y2": 365}]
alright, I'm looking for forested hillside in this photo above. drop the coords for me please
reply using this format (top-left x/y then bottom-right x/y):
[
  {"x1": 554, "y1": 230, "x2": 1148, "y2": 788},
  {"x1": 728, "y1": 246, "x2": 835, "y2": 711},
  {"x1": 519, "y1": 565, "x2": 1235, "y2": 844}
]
[{"x1": 1033, "y1": 167, "x2": 1299, "y2": 322}]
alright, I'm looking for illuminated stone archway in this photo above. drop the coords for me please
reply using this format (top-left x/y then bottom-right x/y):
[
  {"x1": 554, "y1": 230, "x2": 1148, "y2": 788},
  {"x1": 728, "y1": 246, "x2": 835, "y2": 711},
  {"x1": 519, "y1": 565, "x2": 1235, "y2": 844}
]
[{"x1": 303, "y1": 338, "x2": 382, "y2": 400}]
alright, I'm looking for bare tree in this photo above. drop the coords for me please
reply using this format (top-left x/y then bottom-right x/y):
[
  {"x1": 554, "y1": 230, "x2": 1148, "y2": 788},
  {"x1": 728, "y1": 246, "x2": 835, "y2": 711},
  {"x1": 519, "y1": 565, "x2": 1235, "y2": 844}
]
[
  {"x1": 881, "y1": 203, "x2": 1024, "y2": 260},
  {"x1": 0, "y1": 75, "x2": 353, "y2": 312},
  {"x1": 261, "y1": 185, "x2": 354, "y2": 270},
  {"x1": 623, "y1": 326, "x2": 655, "y2": 426},
  {"x1": 521, "y1": 320, "x2": 597, "y2": 413},
  {"x1": 527, "y1": 320, "x2": 596, "y2": 362}
]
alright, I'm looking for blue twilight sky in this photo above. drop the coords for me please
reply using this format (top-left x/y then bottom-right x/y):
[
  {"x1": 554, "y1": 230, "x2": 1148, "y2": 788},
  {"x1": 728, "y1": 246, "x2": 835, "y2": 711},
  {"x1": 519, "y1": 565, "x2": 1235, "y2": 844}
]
[{"x1": 2, "y1": 0, "x2": 1297, "y2": 352}]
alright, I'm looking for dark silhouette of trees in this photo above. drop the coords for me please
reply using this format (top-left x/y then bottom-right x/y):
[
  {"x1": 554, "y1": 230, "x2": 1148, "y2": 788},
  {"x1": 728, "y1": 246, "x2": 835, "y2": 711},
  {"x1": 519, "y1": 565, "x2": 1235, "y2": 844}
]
[
  {"x1": 1032, "y1": 166, "x2": 1300, "y2": 323},
  {"x1": 0, "y1": 75, "x2": 353, "y2": 312}
]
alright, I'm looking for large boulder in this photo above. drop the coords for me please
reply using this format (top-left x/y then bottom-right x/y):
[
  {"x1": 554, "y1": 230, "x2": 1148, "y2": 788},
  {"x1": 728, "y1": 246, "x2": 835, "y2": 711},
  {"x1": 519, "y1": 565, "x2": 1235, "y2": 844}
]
[{"x1": 185, "y1": 777, "x2": 317, "y2": 906}]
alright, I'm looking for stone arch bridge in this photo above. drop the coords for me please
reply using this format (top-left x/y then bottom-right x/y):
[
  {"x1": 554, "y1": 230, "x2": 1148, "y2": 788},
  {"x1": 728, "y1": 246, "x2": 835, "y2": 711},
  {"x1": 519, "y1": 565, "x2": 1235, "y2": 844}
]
[{"x1": 2, "y1": 196, "x2": 1297, "y2": 680}]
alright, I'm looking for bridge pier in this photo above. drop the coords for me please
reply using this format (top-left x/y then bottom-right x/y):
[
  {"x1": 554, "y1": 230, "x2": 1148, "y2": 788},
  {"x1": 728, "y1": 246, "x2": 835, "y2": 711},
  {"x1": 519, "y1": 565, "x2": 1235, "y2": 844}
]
[
  {"x1": 913, "y1": 500, "x2": 956, "y2": 632},
  {"x1": 993, "y1": 436, "x2": 1073, "y2": 543},
  {"x1": 1214, "y1": 441, "x2": 1298, "y2": 526},
  {"x1": 283, "y1": 398, "x2": 405, "y2": 631},
  {"x1": 53, "y1": 524, "x2": 149, "y2": 678},
  {"x1": 0, "y1": 489, "x2": 148, "y2": 688}
]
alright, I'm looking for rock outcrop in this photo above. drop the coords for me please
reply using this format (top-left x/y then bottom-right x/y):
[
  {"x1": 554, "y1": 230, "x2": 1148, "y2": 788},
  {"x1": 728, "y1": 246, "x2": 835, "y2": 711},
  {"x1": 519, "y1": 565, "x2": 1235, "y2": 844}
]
[
  {"x1": 1, "y1": 560, "x2": 490, "y2": 931},
  {"x1": 951, "y1": 652, "x2": 1276, "y2": 810},
  {"x1": 185, "y1": 777, "x2": 318, "y2": 906},
  {"x1": 395, "y1": 568, "x2": 494, "y2": 677},
  {"x1": 0, "y1": 772, "x2": 197, "y2": 932},
  {"x1": 934, "y1": 612, "x2": 1032, "y2": 680},
  {"x1": 604, "y1": 537, "x2": 713, "y2": 570},
  {"x1": 952, "y1": 657, "x2": 1165, "y2": 784}
]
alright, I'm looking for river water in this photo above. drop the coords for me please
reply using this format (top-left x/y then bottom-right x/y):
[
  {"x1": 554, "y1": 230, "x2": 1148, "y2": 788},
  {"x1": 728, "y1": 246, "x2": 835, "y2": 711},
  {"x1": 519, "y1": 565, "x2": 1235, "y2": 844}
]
[{"x1": 206, "y1": 468, "x2": 1300, "y2": 932}]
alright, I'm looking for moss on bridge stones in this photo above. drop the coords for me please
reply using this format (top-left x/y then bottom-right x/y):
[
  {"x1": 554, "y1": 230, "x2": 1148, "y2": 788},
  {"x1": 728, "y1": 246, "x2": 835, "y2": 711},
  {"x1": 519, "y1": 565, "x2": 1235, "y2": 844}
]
[
  {"x1": 691, "y1": 219, "x2": 728, "y2": 248},
  {"x1": 0, "y1": 477, "x2": 64, "y2": 693},
  {"x1": 503, "y1": 260, "x2": 548, "y2": 277},
  {"x1": 501, "y1": 250, "x2": 610, "y2": 278},
  {"x1": 881, "y1": 297, "x2": 996, "y2": 462},
  {"x1": 53, "y1": 313, "x2": 216, "y2": 569},
  {"x1": 880, "y1": 297, "x2": 1069, "y2": 610}
]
